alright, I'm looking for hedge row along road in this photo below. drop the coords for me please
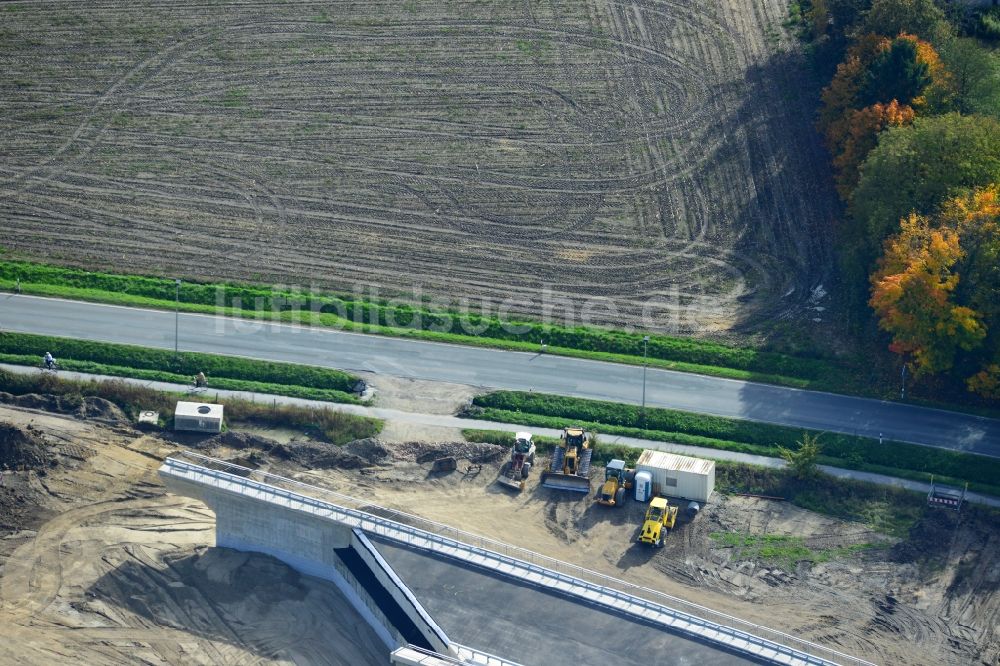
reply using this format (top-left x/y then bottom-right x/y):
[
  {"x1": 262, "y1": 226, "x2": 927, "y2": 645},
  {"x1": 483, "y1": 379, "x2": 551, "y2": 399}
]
[{"x1": 3, "y1": 294, "x2": 998, "y2": 455}]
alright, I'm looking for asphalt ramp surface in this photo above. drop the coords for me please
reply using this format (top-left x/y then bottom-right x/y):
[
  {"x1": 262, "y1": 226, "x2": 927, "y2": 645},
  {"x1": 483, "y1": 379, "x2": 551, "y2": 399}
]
[{"x1": 374, "y1": 541, "x2": 757, "y2": 666}]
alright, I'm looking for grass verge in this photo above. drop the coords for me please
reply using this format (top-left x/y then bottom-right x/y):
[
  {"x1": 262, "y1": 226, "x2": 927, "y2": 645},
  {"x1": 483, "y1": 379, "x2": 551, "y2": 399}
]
[
  {"x1": 708, "y1": 532, "x2": 883, "y2": 567},
  {"x1": 0, "y1": 332, "x2": 362, "y2": 404},
  {"x1": 464, "y1": 391, "x2": 1000, "y2": 497},
  {"x1": 0, "y1": 370, "x2": 381, "y2": 445},
  {"x1": 0, "y1": 259, "x2": 845, "y2": 390}
]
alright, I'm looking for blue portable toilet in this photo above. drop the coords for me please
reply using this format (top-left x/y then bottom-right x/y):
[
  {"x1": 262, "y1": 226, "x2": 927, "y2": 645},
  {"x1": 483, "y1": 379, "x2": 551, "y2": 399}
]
[{"x1": 634, "y1": 470, "x2": 653, "y2": 502}]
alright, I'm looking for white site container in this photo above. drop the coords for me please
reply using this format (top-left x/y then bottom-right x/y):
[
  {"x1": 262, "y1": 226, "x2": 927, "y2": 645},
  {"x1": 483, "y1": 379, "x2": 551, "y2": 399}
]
[
  {"x1": 174, "y1": 402, "x2": 224, "y2": 433},
  {"x1": 634, "y1": 471, "x2": 653, "y2": 502},
  {"x1": 635, "y1": 450, "x2": 715, "y2": 503}
]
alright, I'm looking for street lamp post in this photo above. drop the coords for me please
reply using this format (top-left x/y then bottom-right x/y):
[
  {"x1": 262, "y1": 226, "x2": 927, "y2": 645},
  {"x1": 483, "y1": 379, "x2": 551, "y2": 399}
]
[
  {"x1": 174, "y1": 279, "x2": 181, "y2": 358},
  {"x1": 901, "y1": 362, "x2": 907, "y2": 401},
  {"x1": 641, "y1": 335, "x2": 650, "y2": 427}
]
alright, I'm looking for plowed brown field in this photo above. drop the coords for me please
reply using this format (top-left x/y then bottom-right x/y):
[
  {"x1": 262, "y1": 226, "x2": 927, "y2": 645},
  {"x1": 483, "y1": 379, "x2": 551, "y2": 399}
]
[{"x1": 0, "y1": 0, "x2": 835, "y2": 333}]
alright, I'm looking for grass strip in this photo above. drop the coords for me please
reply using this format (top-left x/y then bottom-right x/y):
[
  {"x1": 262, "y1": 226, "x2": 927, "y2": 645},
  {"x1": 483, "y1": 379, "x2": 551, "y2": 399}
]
[
  {"x1": 0, "y1": 259, "x2": 842, "y2": 389},
  {"x1": 0, "y1": 332, "x2": 362, "y2": 404},
  {"x1": 708, "y1": 532, "x2": 884, "y2": 567},
  {"x1": 0, "y1": 370, "x2": 380, "y2": 445},
  {"x1": 465, "y1": 391, "x2": 1000, "y2": 496}
]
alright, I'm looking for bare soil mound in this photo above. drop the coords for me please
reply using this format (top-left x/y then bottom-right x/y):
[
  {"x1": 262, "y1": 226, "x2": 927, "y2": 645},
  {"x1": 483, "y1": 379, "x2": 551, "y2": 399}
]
[
  {"x1": 204, "y1": 433, "x2": 505, "y2": 473},
  {"x1": 0, "y1": 423, "x2": 51, "y2": 470},
  {"x1": 0, "y1": 393, "x2": 128, "y2": 424},
  {"x1": 82, "y1": 397, "x2": 128, "y2": 422},
  {"x1": 0, "y1": 482, "x2": 50, "y2": 533},
  {"x1": 203, "y1": 431, "x2": 378, "y2": 470},
  {"x1": 890, "y1": 509, "x2": 960, "y2": 564},
  {"x1": 394, "y1": 440, "x2": 505, "y2": 464},
  {"x1": 344, "y1": 438, "x2": 394, "y2": 464}
]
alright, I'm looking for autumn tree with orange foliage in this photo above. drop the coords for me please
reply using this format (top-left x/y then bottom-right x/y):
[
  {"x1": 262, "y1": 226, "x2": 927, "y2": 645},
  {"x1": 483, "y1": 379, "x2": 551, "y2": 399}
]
[
  {"x1": 830, "y1": 100, "x2": 915, "y2": 198},
  {"x1": 818, "y1": 33, "x2": 950, "y2": 198},
  {"x1": 870, "y1": 185, "x2": 1000, "y2": 397}
]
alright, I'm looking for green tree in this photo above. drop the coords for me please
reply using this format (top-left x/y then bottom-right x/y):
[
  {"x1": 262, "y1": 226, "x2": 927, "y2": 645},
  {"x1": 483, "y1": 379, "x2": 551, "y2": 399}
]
[
  {"x1": 827, "y1": 0, "x2": 873, "y2": 38},
  {"x1": 852, "y1": 113, "x2": 1000, "y2": 250},
  {"x1": 780, "y1": 433, "x2": 823, "y2": 479},
  {"x1": 861, "y1": 0, "x2": 947, "y2": 42},
  {"x1": 860, "y1": 37, "x2": 931, "y2": 106},
  {"x1": 939, "y1": 38, "x2": 1000, "y2": 117}
]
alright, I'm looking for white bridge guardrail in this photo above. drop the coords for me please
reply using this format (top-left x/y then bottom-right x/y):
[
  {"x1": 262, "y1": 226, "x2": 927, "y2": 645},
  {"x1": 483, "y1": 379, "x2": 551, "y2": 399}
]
[
  {"x1": 391, "y1": 643, "x2": 522, "y2": 666},
  {"x1": 165, "y1": 451, "x2": 874, "y2": 666}
]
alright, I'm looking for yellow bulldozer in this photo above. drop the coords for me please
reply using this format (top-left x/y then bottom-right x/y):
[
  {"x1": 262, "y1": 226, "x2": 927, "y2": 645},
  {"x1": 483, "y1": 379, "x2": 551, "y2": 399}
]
[
  {"x1": 540, "y1": 427, "x2": 593, "y2": 493},
  {"x1": 596, "y1": 459, "x2": 633, "y2": 507},
  {"x1": 637, "y1": 497, "x2": 678, "y2": 548}
]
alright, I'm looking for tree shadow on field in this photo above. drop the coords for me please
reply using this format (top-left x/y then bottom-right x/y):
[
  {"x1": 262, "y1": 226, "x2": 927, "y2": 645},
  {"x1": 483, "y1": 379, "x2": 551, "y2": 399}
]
[
  {"x1": 698, "y1": 50, "x2": 840, "y2": 338},
  {"x1": 86, "y1": 547, "x2": 385, "y2": 664}
]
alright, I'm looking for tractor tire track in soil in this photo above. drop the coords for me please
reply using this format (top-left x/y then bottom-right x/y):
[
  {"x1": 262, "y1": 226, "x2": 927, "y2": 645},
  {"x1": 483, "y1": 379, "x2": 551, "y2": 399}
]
[{"x1": 0, "y1": 0, "x2": 836, "y2": 334}]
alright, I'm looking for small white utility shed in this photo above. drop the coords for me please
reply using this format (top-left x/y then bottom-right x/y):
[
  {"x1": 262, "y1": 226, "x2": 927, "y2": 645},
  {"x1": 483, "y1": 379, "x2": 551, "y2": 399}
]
[
  {"x1": 174, "y1": 402, "x2": 224, "y2": 433},
  {"x1": 636, "y1": 450, "x2": 715, "y2": 503}
]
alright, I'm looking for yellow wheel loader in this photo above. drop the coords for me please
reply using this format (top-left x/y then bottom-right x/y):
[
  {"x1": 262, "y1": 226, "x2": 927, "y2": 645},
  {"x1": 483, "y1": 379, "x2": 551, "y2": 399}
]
[
  {"x1": 540, "y1": 427, "x2": 593, "y2": 493},
  {"x1": 596, "y1": 459, "x2": 633, "y2": 507},
  {"x1": 637, "y1": 497, "x2": 678, "y2": 548}
]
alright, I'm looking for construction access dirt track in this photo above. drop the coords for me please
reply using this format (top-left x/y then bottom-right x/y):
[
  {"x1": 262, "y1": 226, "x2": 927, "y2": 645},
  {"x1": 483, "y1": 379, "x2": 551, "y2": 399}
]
[{"x1": 0, "y1": 0, "x2": 835, "y2": 334}]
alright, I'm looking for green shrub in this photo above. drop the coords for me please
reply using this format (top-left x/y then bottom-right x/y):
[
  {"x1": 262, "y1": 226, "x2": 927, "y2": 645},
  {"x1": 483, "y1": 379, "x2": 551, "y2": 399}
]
[
  {"x1": 0, "y1": 259, "x2": 836, "y2": 383},
  {"x1": 224, "y1": 399, "x2": 381, "y2": 445},
  {"x1": 0, "y1": 370, "x2": 380, "y2": 444},
  {"x1": 0, "y1": 331, "x2": 357, "y2": 393}
]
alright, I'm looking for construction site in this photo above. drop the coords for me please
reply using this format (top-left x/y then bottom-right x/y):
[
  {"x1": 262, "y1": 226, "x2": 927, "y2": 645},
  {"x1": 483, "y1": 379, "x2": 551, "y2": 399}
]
[
  {"x1": 0, "y1": 386, "x2": 998, "y2": 666},
  {"x1": 0, "y1": 0, "x2": 998, "y2": 664}
]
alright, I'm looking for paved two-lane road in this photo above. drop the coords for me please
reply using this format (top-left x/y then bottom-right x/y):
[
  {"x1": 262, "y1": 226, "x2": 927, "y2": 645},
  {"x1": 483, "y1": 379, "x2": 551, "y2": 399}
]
[{"x1": 2, "y1": 294, "x2": 998, "y2": 456}]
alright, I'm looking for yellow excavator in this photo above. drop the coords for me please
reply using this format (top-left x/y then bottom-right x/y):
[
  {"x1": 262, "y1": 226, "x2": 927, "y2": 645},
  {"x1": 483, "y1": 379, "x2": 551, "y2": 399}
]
[
  {"x1": 596, "y1": 459, "x2": 633, "y2": 507},
  {"x1": 637, "y1": 497, "x2": 678, "y2": 548},
  {"x1": 541, "y1": 427, "x2": 593, "y2": 493}
]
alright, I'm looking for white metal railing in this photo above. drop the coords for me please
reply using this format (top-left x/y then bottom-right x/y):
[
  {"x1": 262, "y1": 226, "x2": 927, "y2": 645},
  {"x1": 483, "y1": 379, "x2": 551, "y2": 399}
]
[
  {"x1": 164, "y1": 452, "x2": 875, "y2": 666},
  {"x1": 391, "y1": 643, "x2": 520, "y2": 666},
  {"x1": 452, "y1": 643, "x2": 524, "y2": 666}
]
